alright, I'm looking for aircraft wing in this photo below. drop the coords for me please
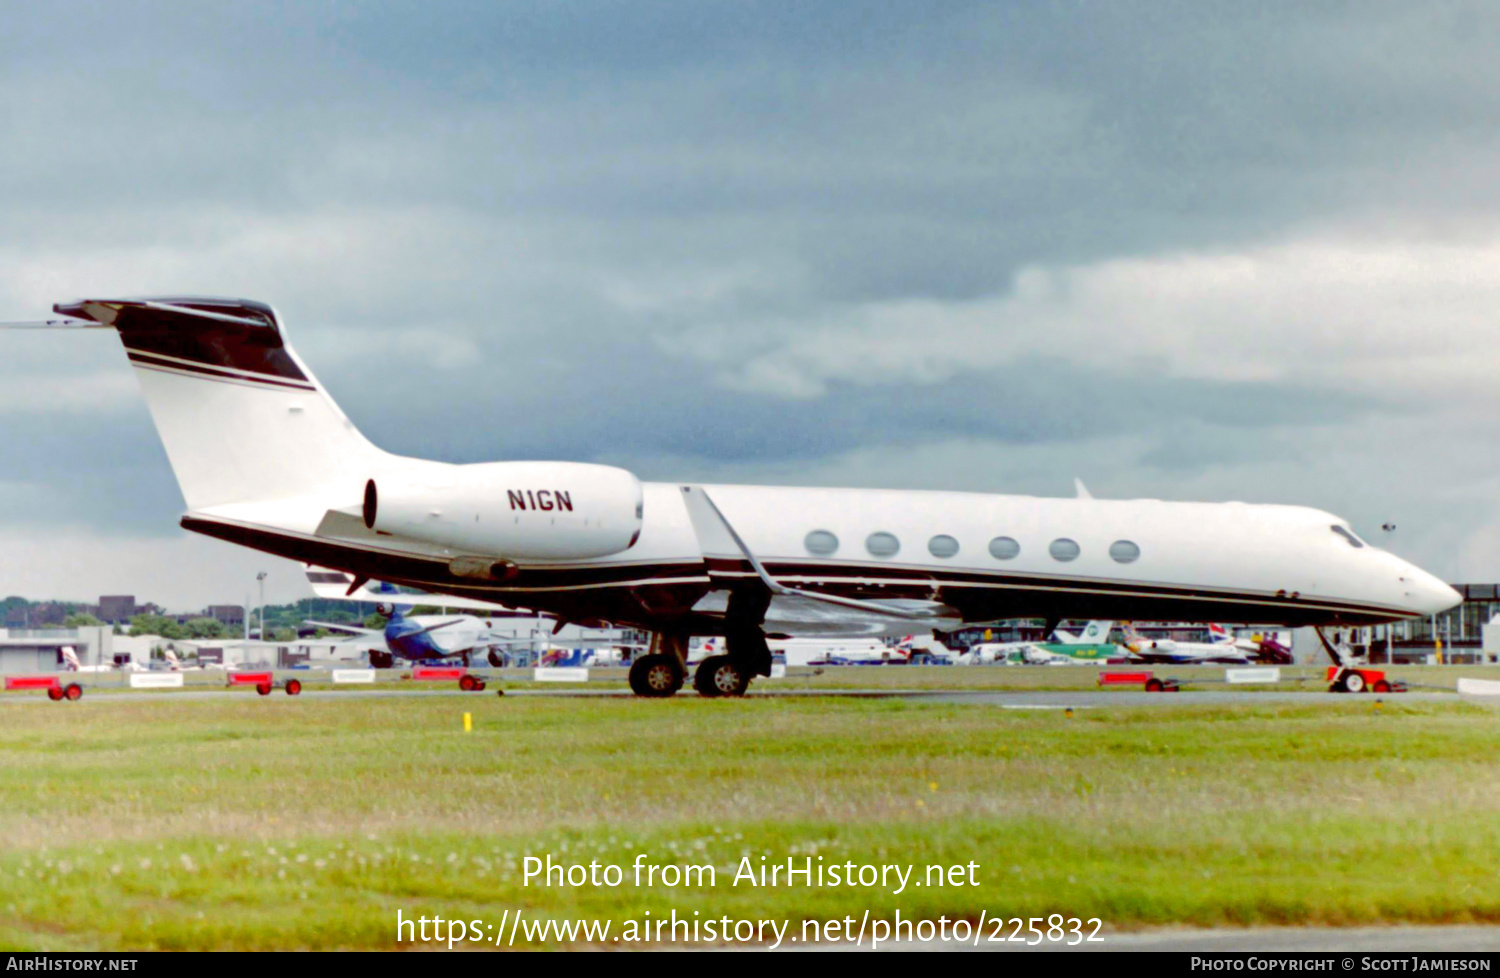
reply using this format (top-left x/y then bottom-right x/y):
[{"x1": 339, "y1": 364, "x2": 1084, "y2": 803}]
[
  {"x1": 681, "y1": 486, "x2": 962, "y2": 637},
  {"x1": 303, "y1": 620, "x2": 378, "y2": 636},
  {"x1": 486, "y1": 636, "x2": 647, "y2": 649}
]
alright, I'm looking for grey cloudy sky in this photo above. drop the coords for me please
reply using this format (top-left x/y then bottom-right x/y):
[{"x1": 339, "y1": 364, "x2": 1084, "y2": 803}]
[{"x1": 2, "y1": 0, "x2": 1500, "y2": 608}]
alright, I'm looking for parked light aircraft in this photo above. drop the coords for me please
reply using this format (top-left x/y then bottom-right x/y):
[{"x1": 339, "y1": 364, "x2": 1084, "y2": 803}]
[{"x1": 6, "y1": 297, "x2": 1460, "y2": 698}]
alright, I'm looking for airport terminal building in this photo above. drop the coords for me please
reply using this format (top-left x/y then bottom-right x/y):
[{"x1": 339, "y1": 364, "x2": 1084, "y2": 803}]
[{"x1": 0, "y1": 625, "x2": 115, "y2": 674}]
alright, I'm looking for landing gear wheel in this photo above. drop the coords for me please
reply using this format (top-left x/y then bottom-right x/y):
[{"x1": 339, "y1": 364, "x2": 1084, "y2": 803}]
[
  {"x1": 459, "y1": 674, "x2": 477, "y2": 692},
  {"x1": 1373, "y1": 679, "x2": 1391, "y2": 693},
  {"x1": 629, "y1": 654, "x2": 682, "y2": 698},
  {"x1": 1344, "y1": 671, "x2": 1366, "y2": 694},
  {"x1": 371, "y1": 651, "x2": 394, "y2": 669},
  {"x1": 285, "y1": 679, "x2": 302, "y2": 696},
  {"x1": 255, "y1": 683, "x2": 272, "y2": 696},
  {"x1": 487, "y1": 650, "x2": 506, "y2": 668},
  {"x1": 64, "y1": 683, "x2": 83, "y2": 701},
  {"x1": 695, "y1": 655, "x2": 750, "y2": 698},
  {"x1": 47, "y1": 685, "x2": 63, "y2": 701}
]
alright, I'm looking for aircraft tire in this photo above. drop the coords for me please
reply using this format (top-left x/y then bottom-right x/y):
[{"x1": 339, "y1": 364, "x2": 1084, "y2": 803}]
[
  {"x1": 693, "y1": 655, "x2": 725, "y2": 697},
  {"x1": 487, "y1": 650, "x2": 505, "y2": 668},
  {"x1": 629, "y1": 654, "x2": 680, "y2": 698},
  {"x1": 696, "y1": 655, "x2": 749, "y2": 698}
]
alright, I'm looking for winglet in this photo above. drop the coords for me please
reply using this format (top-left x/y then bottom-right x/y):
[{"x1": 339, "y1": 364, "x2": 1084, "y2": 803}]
[
  {"x1": 1074, "y1": 478, "x2": 1092, "y2": 499},
  {"x1": 680, "y1": 485, "x2": 947, "y2": 621},
  {"x1": 679, "y1": 485, "x2": 792, "y2": 595}
]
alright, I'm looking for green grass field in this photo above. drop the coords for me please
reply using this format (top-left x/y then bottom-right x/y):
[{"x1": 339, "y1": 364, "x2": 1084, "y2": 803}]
[{"x1": 2, "y1": 691, "x2": 1499, "y2": 949}]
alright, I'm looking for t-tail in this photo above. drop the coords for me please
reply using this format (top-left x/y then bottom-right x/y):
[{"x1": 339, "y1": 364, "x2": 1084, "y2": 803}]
[{"x1": 45, "y1": 297, "x2": 391, "y2": 512}]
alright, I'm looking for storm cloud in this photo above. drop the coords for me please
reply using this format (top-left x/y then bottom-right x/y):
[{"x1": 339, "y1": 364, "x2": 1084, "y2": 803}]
[{"x1": 2, "y1": 0, "x2": 1499, "y2": 605}]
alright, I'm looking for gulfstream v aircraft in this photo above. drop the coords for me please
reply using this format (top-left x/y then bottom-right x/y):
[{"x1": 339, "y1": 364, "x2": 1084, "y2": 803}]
[{"x1": 5, "y1": 297, "x2": 1460, "y2": 698}]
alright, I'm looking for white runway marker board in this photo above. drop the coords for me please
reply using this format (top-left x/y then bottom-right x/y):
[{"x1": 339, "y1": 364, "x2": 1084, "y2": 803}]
[
  {"x1": 130, "y1": 672, "x2": 185, "y2": 688},
  {"x1": 534, "y1": 667, "x2": 590, "y2": 682},
  {"x1": 332, "y1": 669, "x2": 377, "y2": 684},
  {"x1": 1225, "y1": 668, "x2": 1280, "y2": 684},
  {"x1": 1457, "y1": 677, "x2": 1500, "y2": 696}
]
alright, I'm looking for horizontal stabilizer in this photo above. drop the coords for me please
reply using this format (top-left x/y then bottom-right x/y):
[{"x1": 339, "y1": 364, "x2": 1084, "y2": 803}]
[
  {"x1": 0, "y1": 318, "x2": 105, "y2": 329},
  {"x1": 303, "y1": 620, "x2": 378, "y2": 637},
  {"x1": 304, "y1": 565, "x2": 524, "y2": 614}
]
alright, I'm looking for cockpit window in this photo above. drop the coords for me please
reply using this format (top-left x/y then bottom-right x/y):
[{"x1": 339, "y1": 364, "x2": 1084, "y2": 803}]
[{"x1": 1330, "y1": 525, "x2": 1365, "y2": 548}]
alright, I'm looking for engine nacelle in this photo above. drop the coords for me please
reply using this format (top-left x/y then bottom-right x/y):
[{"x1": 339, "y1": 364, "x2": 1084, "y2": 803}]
[{"x1": 364, "y1": 461, "x2": 643, "y2": 561}]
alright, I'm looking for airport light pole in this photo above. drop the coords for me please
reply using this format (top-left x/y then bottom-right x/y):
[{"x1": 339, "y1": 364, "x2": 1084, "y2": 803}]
[{"x1": 256, "y1": 572, "x2": 267, "y2": 642}]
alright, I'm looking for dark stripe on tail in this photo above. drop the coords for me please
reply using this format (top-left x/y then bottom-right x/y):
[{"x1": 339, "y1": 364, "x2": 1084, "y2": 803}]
[{"x1": 126, "y1": 350, "x2": 318, "y2": 391}]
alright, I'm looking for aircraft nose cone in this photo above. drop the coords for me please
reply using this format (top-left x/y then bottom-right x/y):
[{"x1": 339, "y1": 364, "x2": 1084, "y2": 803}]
[{"x1": 1403, "y1": 565, "x2": 1461, "y2": 616}]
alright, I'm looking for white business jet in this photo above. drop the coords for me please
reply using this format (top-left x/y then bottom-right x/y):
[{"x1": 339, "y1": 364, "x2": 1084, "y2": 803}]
[
  {"x1": 1120, "y1": 622, "x2": 1260, "y2": 665},
  {"x1": 4, "y1": 298, "x2": 1460, "y2": 698}
]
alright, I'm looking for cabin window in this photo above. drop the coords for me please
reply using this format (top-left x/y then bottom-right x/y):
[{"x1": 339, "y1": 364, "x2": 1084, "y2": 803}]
[
  {"x1": 1330, "y1": 525, "x2": 1364, "y2": 549},
  {"x1": 1108, "y1": 540, "x2": 1140, "y2": 563},
  {"x1": 1049, "y1": 538, "x2": 1081, "y2": 562},
  {"x1": 866, "y1": 532, "x2": 900, "y2": 557},
  {"x1": 988, "y1": 536, "x2": 1021, "y2": 560},
  {"x1": 928, "y1": 534, "x2": 960, "y2": 558},
  {"x1": 804, "y1": 530, "x2": 840, "y2": 556}
]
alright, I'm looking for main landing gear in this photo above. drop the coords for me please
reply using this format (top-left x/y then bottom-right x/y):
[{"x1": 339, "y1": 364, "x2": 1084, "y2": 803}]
[
  {"x1": 630, "y1": 625, "x2": 771, "y2": 700},
  {"x1": 626, "y1": 628, "x2": 771, "y2": 698},
  {"x1": 629, "y1": 592, "x2": 775, "y2": 699}
]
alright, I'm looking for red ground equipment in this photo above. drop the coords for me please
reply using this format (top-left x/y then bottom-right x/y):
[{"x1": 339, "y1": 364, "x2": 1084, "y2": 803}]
[
  {"x1": 5, "y1": 675, "x2": 83, "y2": 701},
  {"x1": 410, "y1": 665, "x2": 487, "y2": 691},
  {"x1": 1097, "y1": 670, "x2": 1180, "y2": 692},
  {"x1": 227, "y1": 671, "x2": 302, "y2": 696}
]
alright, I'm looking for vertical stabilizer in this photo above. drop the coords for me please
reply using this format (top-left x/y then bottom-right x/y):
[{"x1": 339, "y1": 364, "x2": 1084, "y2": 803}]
[{"x1": 52, "y1": 297, "x2": 388, "y2": 511}]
